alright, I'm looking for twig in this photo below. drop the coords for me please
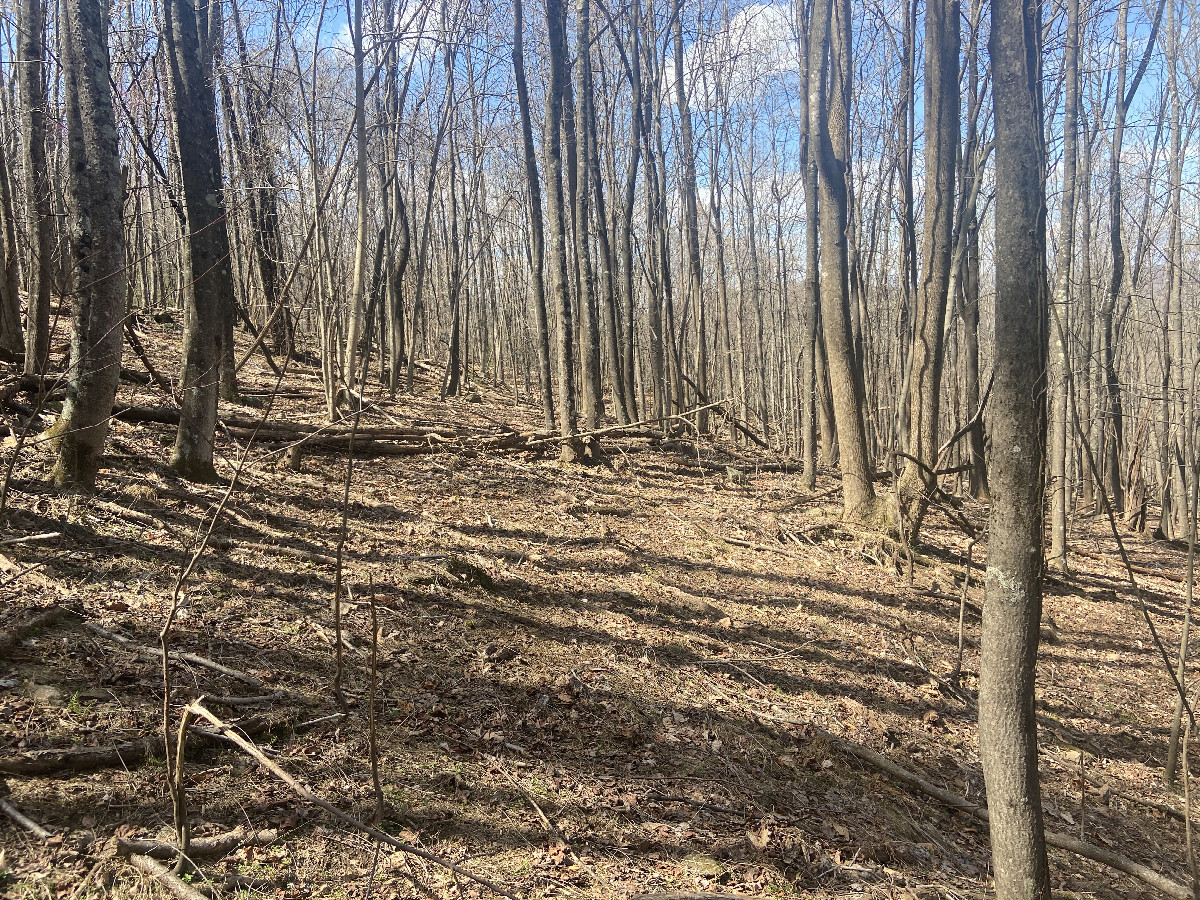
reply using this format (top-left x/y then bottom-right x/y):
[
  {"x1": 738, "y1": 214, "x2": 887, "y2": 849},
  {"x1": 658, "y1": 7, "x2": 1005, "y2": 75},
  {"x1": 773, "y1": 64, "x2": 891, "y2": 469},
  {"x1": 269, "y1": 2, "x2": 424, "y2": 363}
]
[
  {"x1": 497, "y1": 762, "x2": 596, "y2": 881},
  {"x1": 185, "y1": 701, "x2": 519, "y2": 900}
]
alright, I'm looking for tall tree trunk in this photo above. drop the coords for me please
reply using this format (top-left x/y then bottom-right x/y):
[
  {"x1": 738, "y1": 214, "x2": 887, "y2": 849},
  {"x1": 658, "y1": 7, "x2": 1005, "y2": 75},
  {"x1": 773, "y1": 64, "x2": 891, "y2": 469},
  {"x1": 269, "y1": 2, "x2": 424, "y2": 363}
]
[
  {"x1": 797, "y1": 0, "x2": 819, "y2": 489},
  {"x1": 1100, "y1": 0, "x2": 1166, "y2": 514},
  {"x1": 342, "y1": 0, "x2": 371, "y2": 405},
  {"x1": 812, "y1": 0, "x2": 883, "y2": 526},
  {"x1": 18, "y1": 0, "x2": 55, "y2": 375},
  {"x1": 962, "y1": 0, "x2": 988, "y2": 500},
  {"x1": 229, "y1": 0, "x2": 291, "y2": 358},
  {"x1": 0, "y1": 58, "x2": 22, "y2": 358},
  {"x1": 164, "y1": 0, "x2": 238, "y2": 480},
  {"x1": 574, "y1": 0, "x2": 603, "y2": 428},
  {"x1": 673, "y1": 1, "x2": 707, "y2": 433},
  {"x1": 582, "y1": 6, "x2": 628, "y2": 425},
  {"x1": 979, "y1": 1, "x2": 1051, "y2": 896},
  {"x1": 51, "y1": 0, "x2": 126, "y2": 488},
  {"x1": 897, "y1": 0, "x2": 959, "y2": 539},
  {"x1": 512, "y1": 0, "x2": 555, "y2": 428},
  {"x1": 1048, "y1": 0, "x2": 1080, "y2": 572}
]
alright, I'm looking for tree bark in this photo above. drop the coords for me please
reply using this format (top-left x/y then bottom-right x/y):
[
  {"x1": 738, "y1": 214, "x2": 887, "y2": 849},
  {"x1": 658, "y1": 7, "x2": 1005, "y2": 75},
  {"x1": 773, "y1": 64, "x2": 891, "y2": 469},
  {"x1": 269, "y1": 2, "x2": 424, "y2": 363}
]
[
  {"x1": 673, "y1": 1, "x2": 707, "y2": 435},
  {"x1": 51, "y1": 0, "x2": 127, "y2": 489},
  {"x1": 574, "y1": 0, "x2": 604, "y2": 429},
  {"x1": 0, "y1": 58, "x2": 22, "y2": 358},
  {"x1": 980, "y1": 1, "x2": 1051, "y2": 896}
]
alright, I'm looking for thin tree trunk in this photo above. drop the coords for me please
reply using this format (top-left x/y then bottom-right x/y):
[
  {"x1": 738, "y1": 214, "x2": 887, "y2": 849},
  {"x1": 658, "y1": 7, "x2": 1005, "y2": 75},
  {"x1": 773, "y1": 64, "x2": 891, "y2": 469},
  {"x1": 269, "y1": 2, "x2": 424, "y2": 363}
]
[
  {"x1": 673, "y1": 1, "x2": 706, "y2": 434},
  {"x1": 574, "y1": 0, "x2": 603, "y2": 428},
  {"x1": 513, "y1": 0, "x2": 552, "y2": 424},
  {"x1": 1048, "y1": 0, "x2": 1080, "y2": 572},
  {"x1": 544, "y1": 0, "x2": 585, "y2": 461},
  {"x1": 0, "y1": 57, "x2": 22, "y2": 358}
]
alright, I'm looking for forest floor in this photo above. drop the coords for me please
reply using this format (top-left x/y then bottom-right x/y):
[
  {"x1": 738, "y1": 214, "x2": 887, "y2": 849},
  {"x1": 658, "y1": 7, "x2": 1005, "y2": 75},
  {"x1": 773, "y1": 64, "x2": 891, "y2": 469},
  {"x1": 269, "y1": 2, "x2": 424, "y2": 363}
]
[{"x1": 1, "y1": 326, "x2": 1197, "y2": 900}]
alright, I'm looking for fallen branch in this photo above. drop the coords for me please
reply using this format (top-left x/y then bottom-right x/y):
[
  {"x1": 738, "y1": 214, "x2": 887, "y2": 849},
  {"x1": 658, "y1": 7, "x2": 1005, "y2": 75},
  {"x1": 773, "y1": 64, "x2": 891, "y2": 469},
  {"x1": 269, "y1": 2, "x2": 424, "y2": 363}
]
[
  {"x1": 0, "y1": 713, "x2": 284, "y2": 775},
  {"x1": 117, "y1": 826, "x2": 277, "y2": 860},
  {"x1": 730, "y1": 693, "x2": 1194, "y2": 900},
  {"x1": 0, "y1": 797, "x2": 54, "y2": 839},
  {"x1": 0, "y1": 605, "x2": 70, "y2": 658},
  {"x1": 1071, "y1": 545, "x2": 1186, "y2": 585},
  {"x1": 83, "y1": 621, "x2": 266, "y2": 689},
  {"x1": 0, "y1": 531, "x2": 61, "y2": 546},
  {"x1": 129, "y1": 854, "x2": 210, "y2": 900},
  {"x1": 186, "y1": 701, "x2": 518, "y2": 900}
]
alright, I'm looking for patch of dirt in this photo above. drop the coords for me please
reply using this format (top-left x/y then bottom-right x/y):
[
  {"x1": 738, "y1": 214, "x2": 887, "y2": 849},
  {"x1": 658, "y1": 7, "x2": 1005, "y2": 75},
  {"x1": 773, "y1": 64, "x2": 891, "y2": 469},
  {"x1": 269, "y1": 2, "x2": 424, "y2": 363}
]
[{"x1": 0, "y1": 334, "x2": 1195, "y2": 899}]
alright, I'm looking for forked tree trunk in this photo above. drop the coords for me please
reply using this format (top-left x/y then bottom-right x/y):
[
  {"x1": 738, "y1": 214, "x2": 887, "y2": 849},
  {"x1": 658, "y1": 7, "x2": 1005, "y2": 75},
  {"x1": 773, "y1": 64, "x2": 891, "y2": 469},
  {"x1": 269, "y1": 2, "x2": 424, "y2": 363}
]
[
  {"x1": 164, "y1": 0, "x2": 238, "y2": 481},
  {"x1": 51, "y1": 0, "x2": 126, "y2": 488},
  {"x1": 979, "y1": 1, "x2": 1051, "y2": 896}
]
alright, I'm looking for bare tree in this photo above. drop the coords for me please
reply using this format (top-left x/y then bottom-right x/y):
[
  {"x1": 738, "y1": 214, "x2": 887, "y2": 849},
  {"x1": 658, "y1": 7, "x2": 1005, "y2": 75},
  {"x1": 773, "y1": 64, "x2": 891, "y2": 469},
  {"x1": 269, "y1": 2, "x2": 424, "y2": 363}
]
[{"x1": 512, "y1": 0, "x2": 556, "y2": 428}]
